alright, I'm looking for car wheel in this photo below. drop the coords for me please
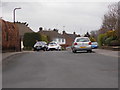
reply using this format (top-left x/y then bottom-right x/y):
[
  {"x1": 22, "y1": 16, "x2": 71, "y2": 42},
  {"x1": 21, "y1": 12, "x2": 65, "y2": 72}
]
[
  {"x1": 72, "y1": 50, "x2": 76, "y2": 53},
  {"x1": 59, "y1": 49, "x2": 61, "y2": 51},
  {"x1": 43, "y1": 48, "x2": 46, "y2": 51},
  {"x1": 87, "y1": 50, "x2": 92, "y2": 53}
]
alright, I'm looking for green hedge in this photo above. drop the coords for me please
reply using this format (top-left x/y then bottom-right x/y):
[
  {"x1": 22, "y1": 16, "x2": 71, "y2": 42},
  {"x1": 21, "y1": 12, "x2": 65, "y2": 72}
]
[
  {"x1": 104, "y1": 36, "x2": 114, "y2": 45},
  {"x1": 23, "y1": 32, "x2": 41, "y2": 48},
  {"x1": 98, "y1": 34, "x2": 106, "y2": 47},
  {"x1": 98, "y1": 30, "x2": 119, "y2": 47}
]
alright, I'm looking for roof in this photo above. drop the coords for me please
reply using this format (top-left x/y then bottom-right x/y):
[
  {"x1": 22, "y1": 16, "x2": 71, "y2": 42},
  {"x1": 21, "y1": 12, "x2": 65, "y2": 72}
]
[
  {"x1": 16, "y1": 23, "x2": 34, "y2": 37},
  {"x1": 66, "y1": 34, "x2": 77, "y2": 39},
  {"x1": 39, "y1": 30, "x2": 65, "y2": 41}
]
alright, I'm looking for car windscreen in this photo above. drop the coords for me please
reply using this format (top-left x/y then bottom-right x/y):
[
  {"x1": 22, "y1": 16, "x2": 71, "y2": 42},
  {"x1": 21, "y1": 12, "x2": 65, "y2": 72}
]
[
  {"x1": 49, "y1": 43, "x2": 57, "y2": 45},
  {"x1": 35, "y1": 42, "x2": 46, "y2": 46},
  {"x1": 76, "y1": 38, "x2": 89, "y2": 42}
]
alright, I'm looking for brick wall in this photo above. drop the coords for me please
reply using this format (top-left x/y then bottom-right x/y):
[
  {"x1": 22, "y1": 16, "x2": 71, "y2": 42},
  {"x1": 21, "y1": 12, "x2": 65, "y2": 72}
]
[
  {"x1": 62, "y1": 34, "x2": 74, "y2": 47},
  {"x1": 0, "y1": 19, "x2": 20, "y2": 52}
]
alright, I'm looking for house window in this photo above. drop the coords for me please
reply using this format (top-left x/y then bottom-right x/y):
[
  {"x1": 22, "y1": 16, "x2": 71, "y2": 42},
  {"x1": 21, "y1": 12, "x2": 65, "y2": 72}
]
[
  {"x1": 59, "y1": 38, "x2": 61, "y2": 42},
  {"x1": 53, "y1": 39, "x2": 56, "y2": 42},
  {"x1": 62, "y1": 39, "x2": 64, "y2": 42}
]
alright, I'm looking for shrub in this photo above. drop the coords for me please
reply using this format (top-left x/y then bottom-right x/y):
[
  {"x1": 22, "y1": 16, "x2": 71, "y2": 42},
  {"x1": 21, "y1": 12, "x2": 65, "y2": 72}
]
[
  {"x1": 23, "y1": 32, "x2": 41, "y2": 48},
  {"x1": 110, "y1": 40, "x2": 120, "y2": 46},
  {"x1": 23, "y1": 47, "x2": 32, "y2": 50},
  {"x1": 104, "y1": 36, "x2": 114, "y2": 45},
  {"x1": 98, "y1": 34, "x2": 106, "y2": 47},
  {"x1": 40, "y1": 34, "x2": 49, "y2": 43},
  {"x1": 90, "y1": 37, "x2": 96, "y2": 42},
  {"x1": 106, "y1": 30, "x2": 117, "y2": 39}
]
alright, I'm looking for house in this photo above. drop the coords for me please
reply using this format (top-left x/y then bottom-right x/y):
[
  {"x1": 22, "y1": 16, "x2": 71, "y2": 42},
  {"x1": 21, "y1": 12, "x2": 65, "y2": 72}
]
[
  {"x1": 39, "y1": 28, "x2": 80, "y2": 49},
  {"x1": 15, "y1": 22, "x2": 34, "y2": 49},
  {"x1": 62, "y1": 31, "x2": 80, "y2": 47},
  {"x1": 39, "y1": 29, "x2": 66, "y2": 45},
  {"x1": 0, "y1": 19, "x2": 20, "y2": 52}
]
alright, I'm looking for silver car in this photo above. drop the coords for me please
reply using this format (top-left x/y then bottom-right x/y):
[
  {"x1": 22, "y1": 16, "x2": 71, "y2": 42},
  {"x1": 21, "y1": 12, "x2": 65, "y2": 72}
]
[{"x1": 72, "y1": 37, "x2": 92, "y2": 53}]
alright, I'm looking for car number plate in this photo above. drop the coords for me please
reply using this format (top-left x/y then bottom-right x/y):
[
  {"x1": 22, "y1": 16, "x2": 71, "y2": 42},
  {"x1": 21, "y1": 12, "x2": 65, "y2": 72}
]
[{"x1": 80, "y1": 46, "x2": 86, "y2": 48}]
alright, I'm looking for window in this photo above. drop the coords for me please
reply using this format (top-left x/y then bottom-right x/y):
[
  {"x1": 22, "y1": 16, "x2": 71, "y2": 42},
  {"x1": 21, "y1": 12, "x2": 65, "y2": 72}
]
[
  {"x1": 76, "y1": 38, "x2": 89, "y2": 42},
  {"x1": 62, "y1": 39, "x2": 64, "y2": 42},
  {"x1": 59, "y1": 38, "x2": 61, "y2": 42}
]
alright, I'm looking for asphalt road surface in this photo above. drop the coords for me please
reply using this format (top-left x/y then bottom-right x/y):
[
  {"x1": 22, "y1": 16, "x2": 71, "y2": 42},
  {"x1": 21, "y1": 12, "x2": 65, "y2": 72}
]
[{"x1": 2, "y1": 50, "x2": 118, "y2": 88}]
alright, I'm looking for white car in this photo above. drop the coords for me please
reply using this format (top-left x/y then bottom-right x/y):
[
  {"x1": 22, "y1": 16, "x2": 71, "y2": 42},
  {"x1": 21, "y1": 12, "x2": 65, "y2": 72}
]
[
  {"x1": 47, "y1": 42, "x2": 61, "y2": 51},
  {"x1": 71, "y1": 37, "x2": 92, "y2": 53},
  {"x1": 33, "y1": 41, "x2": 48, "y2": 51}
]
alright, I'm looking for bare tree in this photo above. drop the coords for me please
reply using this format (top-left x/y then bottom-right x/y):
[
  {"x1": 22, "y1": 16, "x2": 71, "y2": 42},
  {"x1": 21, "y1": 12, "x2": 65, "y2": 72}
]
[
  {"x1": 100, "y1": 2, "x2": 118, "y2": 33},
  {"x1": 118, "y1": 2, "x2": 120, "y2": 39}
]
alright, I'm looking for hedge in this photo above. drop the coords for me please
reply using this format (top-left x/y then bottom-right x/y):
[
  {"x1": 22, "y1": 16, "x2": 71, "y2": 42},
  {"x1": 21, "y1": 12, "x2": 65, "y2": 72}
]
[
  {"x1": 23, "y1": 32, "x2": 41, "y2": 48},
  {"x1": 98, "y1": 34, "x2": 106, "y2": 47},
  {"x1": 104, "y1": 36, "x2": 114, "y2": 45}
]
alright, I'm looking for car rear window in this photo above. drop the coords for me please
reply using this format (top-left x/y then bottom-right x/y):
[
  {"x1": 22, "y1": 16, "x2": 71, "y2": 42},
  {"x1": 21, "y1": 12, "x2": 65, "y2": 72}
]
[
  {"x1": 76, "y1": 38, "x2": 89, "y2": 42},
  {"x1": 92, "y1": 42, "x2": 98, "y2": 45},
  {"x1": 49, "y1": 43, "x2": 57, "y2": 45}
]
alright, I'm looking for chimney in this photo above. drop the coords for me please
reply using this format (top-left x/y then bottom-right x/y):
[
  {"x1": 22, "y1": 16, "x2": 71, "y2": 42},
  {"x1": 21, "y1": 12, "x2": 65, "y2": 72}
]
[
  {"x1": 53, "y1": 29, "x2": 58, "y2": 32},
  {"x1": 63, "y1": 31, "x2": 66, "y2": 34},
  {"x1": 39, "y1": 27, "x2": 43, "y2": 31},
  {"x1": 73, "y1": 32, "x2": 76, "y2": 35}
]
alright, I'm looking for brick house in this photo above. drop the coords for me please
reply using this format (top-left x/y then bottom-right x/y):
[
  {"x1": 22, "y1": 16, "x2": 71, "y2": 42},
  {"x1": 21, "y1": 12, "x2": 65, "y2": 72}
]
[
  {"x1": 62, "y1": 31, "x2": 80, "y2": 47},
  {"x1": 39, "y1": 28, "x2": 80, "y2": 48},
  {"x1": 0, "y1": 19, "x2": 20, "y2": 52},
  {"x1": 39, "y1": 29, "x2": 66, "y2": 45}
]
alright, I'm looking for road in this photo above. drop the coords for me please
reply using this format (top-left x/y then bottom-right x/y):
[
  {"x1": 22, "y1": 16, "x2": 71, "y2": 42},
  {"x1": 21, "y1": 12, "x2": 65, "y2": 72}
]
[{"x1": 2, "y1": 50, "x2": 118, "y2": 88}]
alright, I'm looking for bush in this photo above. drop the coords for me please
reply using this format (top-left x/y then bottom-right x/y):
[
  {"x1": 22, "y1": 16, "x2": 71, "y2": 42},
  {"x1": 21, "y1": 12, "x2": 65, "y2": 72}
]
[
  {"x1": 90, "y1": 37, "x2": 96, "y2": 42},
  {"x1": 23, "y1": 32, "x2": 41, "y2": 48},
  {"x1": 106, "y1": 30, "x2": 117, "y2": 37},
  {"x1": 110, "y1": 40, "x2": 120, "y2": 46},
  {"x1": 23, "y1": 47, "x2": 32, "y2": 50},
  {"x1": 104, "y1": 37, "x2": 113, "y2": 45},
  {"x1": 40, "y1": 34, "x2": 49, "y2": 43},
  {"x1": 98, "y1": 34, "x2": 106, "y2": 47}
]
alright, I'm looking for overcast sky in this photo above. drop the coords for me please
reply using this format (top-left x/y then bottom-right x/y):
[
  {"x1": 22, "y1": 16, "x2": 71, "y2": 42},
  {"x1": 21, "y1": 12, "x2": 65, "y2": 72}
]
[{"x1": 1, "y1": 0, "x2": 119, "y2": 35}]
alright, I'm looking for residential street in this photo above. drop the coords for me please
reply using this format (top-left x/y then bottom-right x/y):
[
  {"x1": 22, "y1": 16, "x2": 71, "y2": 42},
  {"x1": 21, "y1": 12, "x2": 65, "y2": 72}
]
[{"x1": 2, "y1": 50, "x2": 118, "y2": 88}]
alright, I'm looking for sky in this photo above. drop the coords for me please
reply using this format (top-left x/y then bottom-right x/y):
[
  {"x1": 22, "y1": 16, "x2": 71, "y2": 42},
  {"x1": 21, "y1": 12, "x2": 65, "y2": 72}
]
[{"x1": 1, "y1": 0, "x2": 119, "y2": 35}]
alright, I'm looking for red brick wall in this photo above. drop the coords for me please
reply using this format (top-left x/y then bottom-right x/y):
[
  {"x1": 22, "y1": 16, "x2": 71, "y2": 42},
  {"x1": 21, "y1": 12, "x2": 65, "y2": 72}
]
[
  {"x1": 0, "y1": 19, "x2": 20, "y2": 52},
  {"x1": 62, "y1": 34, "x2": 74, "y2": 47}
]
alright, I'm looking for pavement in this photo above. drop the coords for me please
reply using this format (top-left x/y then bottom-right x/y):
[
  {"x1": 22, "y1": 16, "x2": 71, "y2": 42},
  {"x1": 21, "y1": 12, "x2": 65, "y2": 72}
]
[
  {"x1": 1, "y1": 51, "x2": 34, "y2": 65},
  {"x1": 93, "y1": 49, "x2": 119, "y2": 58}
]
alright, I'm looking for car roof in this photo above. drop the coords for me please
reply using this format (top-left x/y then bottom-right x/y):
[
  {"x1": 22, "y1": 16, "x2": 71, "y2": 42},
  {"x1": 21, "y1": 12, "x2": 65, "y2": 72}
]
[
  {"x1": 75, "y1": 37, "x2": 89, "y2": 39},
  {"x1": 36, "y1": 41, "x2": 47, "y2": 44},
  {"x1": 76, "y1": 37, "x2": 89, "y2": 38}
]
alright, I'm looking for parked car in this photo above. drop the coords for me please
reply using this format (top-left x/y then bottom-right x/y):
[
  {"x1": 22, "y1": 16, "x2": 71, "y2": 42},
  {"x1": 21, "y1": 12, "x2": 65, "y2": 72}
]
[
  {"x1": 91, "y1": 42, "x2": 98, "y2": 49},
  {"x1": 33, "y1": 41, "x2": 48, "y2": 51},
  {"x1": 71, "y1": 37, "x2": 92, "y2": 53},
  {"x1": 47, "y1": 42, "x2": 61, "y2": 51}
]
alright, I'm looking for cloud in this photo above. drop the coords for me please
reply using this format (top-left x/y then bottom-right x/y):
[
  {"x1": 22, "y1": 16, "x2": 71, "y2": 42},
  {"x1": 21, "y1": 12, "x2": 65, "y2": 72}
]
[
  {"x1": 1, "y1": 0, "x2": 120, "y2": 2},
  {"x1": 1, "y1": 1, "x2": 116, "y2": 35}
]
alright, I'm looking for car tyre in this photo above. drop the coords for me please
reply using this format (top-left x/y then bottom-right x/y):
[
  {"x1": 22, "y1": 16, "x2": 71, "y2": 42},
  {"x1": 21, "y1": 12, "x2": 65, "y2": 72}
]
[
  {"x1": 72, "y1": 50, "x2": 76, "y2": 53},
  {"x1": 87, "y1": 50, "x2": 92, "y2": 53}
]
